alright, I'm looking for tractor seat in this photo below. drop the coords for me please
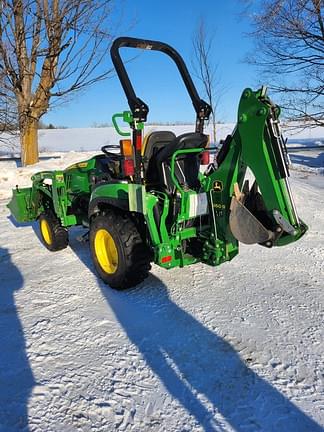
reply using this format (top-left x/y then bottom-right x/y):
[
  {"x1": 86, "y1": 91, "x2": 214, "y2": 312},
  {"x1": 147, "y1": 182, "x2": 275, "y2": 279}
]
[
  {"x1": 146, "y1": 132, "x2": 208, "y2": 194},
  {"x1": 142, "y1": 131, "x2": 176, "y2": 172}
]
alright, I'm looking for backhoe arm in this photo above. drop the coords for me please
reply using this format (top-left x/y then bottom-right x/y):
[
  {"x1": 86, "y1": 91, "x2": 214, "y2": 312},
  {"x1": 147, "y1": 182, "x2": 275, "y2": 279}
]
[{"x1": 205, "y1": 87, "x2": 307, "y2": 251}]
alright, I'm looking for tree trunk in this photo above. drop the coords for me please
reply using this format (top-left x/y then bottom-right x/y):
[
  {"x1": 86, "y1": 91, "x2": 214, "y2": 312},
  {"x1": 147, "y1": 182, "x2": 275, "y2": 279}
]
[
  {"x1": 212, "y1": 112, "x2": 217, "y2": 144},
  {"x1": 20, "y1": 116, "x2": 39, "y2": 166}
]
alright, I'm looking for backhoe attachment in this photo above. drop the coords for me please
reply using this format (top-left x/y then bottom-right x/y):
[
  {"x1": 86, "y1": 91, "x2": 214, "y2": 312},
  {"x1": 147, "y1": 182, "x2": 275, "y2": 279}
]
[{"x1": 206, "y1": 87, "x2": 307, "y2": 254}]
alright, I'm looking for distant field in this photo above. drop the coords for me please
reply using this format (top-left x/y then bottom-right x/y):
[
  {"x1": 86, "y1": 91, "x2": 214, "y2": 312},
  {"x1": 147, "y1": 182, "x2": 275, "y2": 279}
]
[{"x1": 0, "y1": 123, "x2": 323, "y2": 154}]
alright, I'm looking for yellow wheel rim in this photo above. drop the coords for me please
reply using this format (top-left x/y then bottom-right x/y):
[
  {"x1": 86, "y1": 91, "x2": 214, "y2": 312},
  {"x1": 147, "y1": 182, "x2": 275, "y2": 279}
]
[
  {"x1": 94, "y1": 229, "x2": 118, "y2": 274},
  {"x1": 40, "y1": 219, "x2": 52, "y2": 245}
]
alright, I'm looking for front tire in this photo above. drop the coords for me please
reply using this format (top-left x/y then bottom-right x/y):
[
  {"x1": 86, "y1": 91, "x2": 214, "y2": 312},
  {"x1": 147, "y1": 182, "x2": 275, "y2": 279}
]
[
  {"x1": 90, "y1": 211, "x2": 151, "y2": 289},
  {"x1": 39, "y1": 212, "x2": 69, "y2": 251}
]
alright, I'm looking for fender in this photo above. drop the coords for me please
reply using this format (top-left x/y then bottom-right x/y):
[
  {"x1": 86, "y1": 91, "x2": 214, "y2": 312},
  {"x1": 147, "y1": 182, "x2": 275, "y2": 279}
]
[{"x1": 88, "y1": 183, "x2": 129, "y2": 218}]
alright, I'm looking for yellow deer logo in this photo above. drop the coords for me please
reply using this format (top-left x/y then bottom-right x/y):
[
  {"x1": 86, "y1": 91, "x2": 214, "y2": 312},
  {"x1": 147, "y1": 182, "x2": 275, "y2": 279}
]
[{"x1": 213, "y1": 180, "x2": 223, "y2": 192}]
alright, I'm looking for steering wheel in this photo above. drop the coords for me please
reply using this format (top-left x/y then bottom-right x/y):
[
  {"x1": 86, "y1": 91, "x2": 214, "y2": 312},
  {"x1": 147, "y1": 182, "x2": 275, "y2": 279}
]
[{"x1": 101, "y1": 145, "x2": 122, "y2": 160}]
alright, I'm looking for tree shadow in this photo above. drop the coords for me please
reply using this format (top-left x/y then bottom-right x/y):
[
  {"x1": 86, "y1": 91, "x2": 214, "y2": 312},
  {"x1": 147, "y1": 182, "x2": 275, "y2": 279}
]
[
  {"x1": 7, "y1": 216, "x2": 43, "y2": 251},
  {"x1": 7, "y1": 215, "x2": 34, "y2": 229},
  {"x1": 0, "y1": 155, "x2": 61, "y2": 166},
  {"x1": 70, "y1": 236, "x2": 322, "y2": 432},
  {"x1": 0, "y1": 247, "x2": 35, "y2": 431},
  {"x1": 287, "y1": 138, "x2": 322, "y2": 147},
  {"x1": 290, "y1": 152, "x2": 324, "y2": 168},
  {"x1": 7, "y1": 216, "x2": 46, "y2": 247}
]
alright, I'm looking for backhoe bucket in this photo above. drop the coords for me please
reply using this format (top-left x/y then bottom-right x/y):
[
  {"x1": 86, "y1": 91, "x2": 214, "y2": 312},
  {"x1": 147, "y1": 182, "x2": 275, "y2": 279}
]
[
  {"x1": 229, "y1": 196, "x2": 273, "y2": 245},
  {"x1": 228, "y1": 179, "x2": 307, "y2": 248}
]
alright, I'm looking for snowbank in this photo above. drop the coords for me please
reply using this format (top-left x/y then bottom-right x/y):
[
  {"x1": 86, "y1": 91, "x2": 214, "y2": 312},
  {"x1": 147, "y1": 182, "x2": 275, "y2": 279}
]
[
  {"x1": 0, "y1": 152, "x2": 97, "y2": 200},
  {"x1": 0, "y1": 124, "x2": 323, "y2": 200}
]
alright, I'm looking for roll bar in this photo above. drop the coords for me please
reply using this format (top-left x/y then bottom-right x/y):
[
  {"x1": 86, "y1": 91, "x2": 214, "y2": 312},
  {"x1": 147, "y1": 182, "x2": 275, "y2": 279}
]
[{"x1": 110, "y1": 37, "x2": 212, "y2": 129}]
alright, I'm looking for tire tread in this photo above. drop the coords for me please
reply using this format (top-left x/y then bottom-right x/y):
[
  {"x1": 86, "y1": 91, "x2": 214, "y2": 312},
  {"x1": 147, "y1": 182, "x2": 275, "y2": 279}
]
[{"x1": 90, "y1": 210, "x2": 151, "y2": 289}]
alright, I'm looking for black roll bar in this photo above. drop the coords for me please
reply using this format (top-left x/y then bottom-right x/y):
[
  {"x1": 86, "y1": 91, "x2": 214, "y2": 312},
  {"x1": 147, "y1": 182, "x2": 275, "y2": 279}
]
[{"x1": 110, "y1": 37, "x2": 212, "y2": 128}]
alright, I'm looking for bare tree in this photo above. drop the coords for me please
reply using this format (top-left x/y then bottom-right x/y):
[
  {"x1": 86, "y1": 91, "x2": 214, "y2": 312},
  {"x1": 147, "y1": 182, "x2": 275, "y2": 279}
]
[
  {"x1": 0, "y1": 0, "x2": 116, "y2": 165},
  {"x1": 244, "y1": 0, "x2": 324, "y2": 127},
  {"x1": 192, "y1": 19, "x2": 222, "y2": 144},
  {"x1": 0, "y1": 69, "x2": 18, "y2": 140}
]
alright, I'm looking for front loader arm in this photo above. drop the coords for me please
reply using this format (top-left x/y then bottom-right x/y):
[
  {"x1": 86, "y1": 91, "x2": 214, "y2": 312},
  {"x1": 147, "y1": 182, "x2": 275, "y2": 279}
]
[{"x1": 205, "y1": 87, "x2": 307, "y2": 249}]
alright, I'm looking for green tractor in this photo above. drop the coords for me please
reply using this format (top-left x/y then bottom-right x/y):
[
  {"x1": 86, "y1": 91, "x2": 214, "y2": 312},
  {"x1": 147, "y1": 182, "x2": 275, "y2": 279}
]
[{"x1": 8, "y1": 37, "x2": 307, "y2": 289}]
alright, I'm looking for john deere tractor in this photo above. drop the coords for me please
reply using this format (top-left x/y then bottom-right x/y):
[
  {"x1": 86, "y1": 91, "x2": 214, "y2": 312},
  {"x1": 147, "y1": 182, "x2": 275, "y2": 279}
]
[{"x1": 8, "y1": 37, "x2": 307, "y2": 289}]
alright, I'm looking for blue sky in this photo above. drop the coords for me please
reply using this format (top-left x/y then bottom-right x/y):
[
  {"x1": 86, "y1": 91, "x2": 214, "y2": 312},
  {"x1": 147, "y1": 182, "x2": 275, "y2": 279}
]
[{"x1": 44, "y1": 0, "x2": 259, "y2": 127}]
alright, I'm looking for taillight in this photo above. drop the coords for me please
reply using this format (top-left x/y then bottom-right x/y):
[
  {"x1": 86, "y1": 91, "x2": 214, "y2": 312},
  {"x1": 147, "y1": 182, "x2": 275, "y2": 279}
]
[
  {"x1": 122, "y1": 159, "x2": 135, "y2": 176},
  {"x1": 120, "y1": 139, "x2": 133, "y2": 157},
  {"x1": 201, "y1": 134, "x2": 210, "y2": 165},
  {"x1": 161, "y1": 255, "x2": 172, "y2": 263},
  {"x1": 120, "y1": 139, "x2": 135, "y2": 177},
  {"x1": 201, "y1": 151, "x2": 210, "y2": 165}
]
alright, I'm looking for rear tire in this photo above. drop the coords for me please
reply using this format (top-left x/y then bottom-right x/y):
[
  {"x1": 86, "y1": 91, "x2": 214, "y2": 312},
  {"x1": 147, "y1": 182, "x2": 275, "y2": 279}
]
[
  {"x1": 90, "y1": 211, "x2": 151, "y2": 289},
  {"x1": 39, "y1": 212, "x2": 68, "y2": 251}
]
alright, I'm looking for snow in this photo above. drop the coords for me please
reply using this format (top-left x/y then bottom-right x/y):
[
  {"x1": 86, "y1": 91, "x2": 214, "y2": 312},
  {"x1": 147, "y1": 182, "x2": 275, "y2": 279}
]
[
  {"x1": 0, "y1": 123, "x2": 323, "y2": 200},
  {"x1": 0, "y1": 152, "x2": 98, "y2": 200},
  {"x1": 0, "y1": 126, "x2": 323, "y2": 431},
  {"x1": 0, "y1": 124, "x2": 236, "y2": 154},
  {"x1": 0, "y1": 122, "x2": 322, "y2": 155}
]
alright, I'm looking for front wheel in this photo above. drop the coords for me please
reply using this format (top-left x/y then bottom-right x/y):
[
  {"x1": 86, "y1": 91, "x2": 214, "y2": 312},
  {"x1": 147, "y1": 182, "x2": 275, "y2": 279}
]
[
  {"x1": 39, "y1": 212, "x2": 68, "y2": 251},
  {"x1": 90, "y1": 211, "x2": 151, "y2": 289}
]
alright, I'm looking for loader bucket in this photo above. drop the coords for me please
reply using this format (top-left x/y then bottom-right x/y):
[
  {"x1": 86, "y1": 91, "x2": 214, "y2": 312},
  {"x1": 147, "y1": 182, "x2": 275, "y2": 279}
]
[{"x1": 7, "y1": 187, "x2": 36, "y2": 223}]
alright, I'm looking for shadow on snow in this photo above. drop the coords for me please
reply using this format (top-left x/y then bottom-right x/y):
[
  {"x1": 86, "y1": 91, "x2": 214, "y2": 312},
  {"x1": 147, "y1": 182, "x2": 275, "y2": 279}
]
[
  {"x1": 290, "y1": 152, "x2": 324, "y2": 169},
  {"x1": 70, "y1": 235, "x2": 322, "y2": 432},
  {"x1": 0, "y1": 247, "x2": 35, "y2": 431}
]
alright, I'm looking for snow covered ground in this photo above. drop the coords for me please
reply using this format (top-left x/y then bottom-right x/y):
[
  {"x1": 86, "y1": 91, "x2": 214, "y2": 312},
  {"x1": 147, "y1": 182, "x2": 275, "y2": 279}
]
[
  {"x1": 0, "y1": 121, "x2": 323, "y2": 154},
  {"x1": 0, "y1": 123, "x2": 323, "y2": 199},
  {"x1": 0, "y1": 126, "x2": 323, "y2": 431}
]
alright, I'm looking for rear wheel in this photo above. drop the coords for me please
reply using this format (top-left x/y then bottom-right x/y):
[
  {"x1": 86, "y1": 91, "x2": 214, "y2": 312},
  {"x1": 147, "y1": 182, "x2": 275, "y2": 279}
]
[
  {"x1": 90, "y1": 211, "x2": 151, "y2": 289},
  {"x1": 39, "y1": 212, "x2": 68, "y2": 251}
]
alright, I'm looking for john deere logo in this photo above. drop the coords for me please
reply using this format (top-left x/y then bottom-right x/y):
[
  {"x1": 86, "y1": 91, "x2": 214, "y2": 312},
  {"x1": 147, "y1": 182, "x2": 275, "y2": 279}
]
[{"x1": 213, "y1": 180, "x2": 223, "y2": 192}]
